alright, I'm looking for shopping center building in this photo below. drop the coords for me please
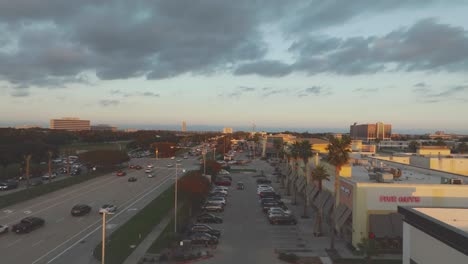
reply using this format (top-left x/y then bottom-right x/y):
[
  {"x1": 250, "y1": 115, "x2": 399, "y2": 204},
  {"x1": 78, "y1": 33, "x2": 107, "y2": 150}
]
[{"x1": 282, "y1": 152, "x2": 468, "y2": 252}]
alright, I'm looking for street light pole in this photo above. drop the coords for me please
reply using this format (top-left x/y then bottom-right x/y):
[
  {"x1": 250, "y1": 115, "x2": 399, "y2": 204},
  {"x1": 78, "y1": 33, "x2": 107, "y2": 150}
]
[
  {"x1": 102, "y1": 212, "x2": 106, "y2": 264},
  {"x1": 174, "y1": 164, "x2": 178, "y2": 233}
]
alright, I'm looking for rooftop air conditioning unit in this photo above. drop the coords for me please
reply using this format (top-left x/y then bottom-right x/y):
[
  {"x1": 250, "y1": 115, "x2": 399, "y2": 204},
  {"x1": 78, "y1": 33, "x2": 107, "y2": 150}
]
[{"x1": 450, "y1": 178, "x2": 463, "y2": 185}]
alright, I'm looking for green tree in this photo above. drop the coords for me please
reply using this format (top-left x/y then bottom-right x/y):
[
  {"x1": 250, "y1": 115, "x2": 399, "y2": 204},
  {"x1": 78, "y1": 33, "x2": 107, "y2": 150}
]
[
  {"x1": 297, "y1": 140, "x2": 313, "y2": 217},
  {"x1": 78, "y1": 150, "x2": 130, "y2": 168},
  {"x1": 311, "y1": 165, "x2": 330, "y2": 235},
  {"x1": 408, "y1": 141, "x2": 419, "y2": 153},
  {"x1": 200, "y1": 159, "x2": 222, "y2": 182},
  {"x1": 290, "y1": 141, "x2": 300, "y2": 204},
  {"x1": 273, "y1": 138, "x2": 283, "y2": 159},
  {"x1": 325, "y1": 135, "x2": 351, "y2": 250}
]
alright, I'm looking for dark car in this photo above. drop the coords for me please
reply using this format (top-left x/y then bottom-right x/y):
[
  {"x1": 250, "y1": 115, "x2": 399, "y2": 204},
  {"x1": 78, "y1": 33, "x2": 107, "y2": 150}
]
[
  {"x1": 128, "y1": 177, "x2": 137, "y2": 182},
  {"x1": 260, "y1": 198, "x2": 284, "y2": 206},
  {"x1": 196, "y1": 213, "x2": 223, "y2": 224},
  {"x1": 269, "y1": 214, "x2": 297, "y2": 225},
  {"x1": 30, "y1": 179, "x2": 43, "y2": 186},
  {"x1": 208, "y1": 191, "x2": 227, "y2": 198},
  {"x1": 12, "y1": 217, "x2": 45, "y2": 233},
  {"x1": 71, "y1": 204, "x2": 92, "y2": 216},
  {"x1": 190, "y1": 232, "x2": 219, "y2": 245},
  {"x1": 259, "y1": 191, "x2": 281, "y2": 199},
  {"x1": 262, "y1": 201, "x2": 286, "y2": 213},
  {"x1": 0, "y1": 180, "x2": 18, "y2": 191},
  {"x1": 256, "y1": 178, "x2": 272, "y2": 184},
  {"x1": 214, "y1": 179, "x2": 231, "y2": 186},
  {"x1": 236, "y1": 181, "x2": 244, "y2": 190},
  {"x1": 189, "y1": 224, "x2": 221, "y2": 238}
]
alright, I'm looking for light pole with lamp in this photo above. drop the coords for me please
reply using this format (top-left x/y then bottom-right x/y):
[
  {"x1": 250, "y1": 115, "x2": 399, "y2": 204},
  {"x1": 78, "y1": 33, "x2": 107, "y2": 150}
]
[
  {"x1": 202, "y1": 148, "x2": 207, "y2": 176},
  {"x1": 101, "y1": 211, "x2": 114, "y2": 264},
  {"x1": 174, "y1": 163, "x2": 185, "y2": 234}
]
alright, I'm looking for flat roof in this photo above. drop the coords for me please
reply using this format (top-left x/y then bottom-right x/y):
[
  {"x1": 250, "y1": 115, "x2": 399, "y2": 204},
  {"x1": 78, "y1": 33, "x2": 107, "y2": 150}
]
[
  {"x1": 414, "y1": 207, "x2": 468, "y2": 233},
  {"x1": 398, "y1": 206, "x2": 468, "y2": 255},
  {"x1": 349, "y1": 159, "x2": 465, "y2": 184}
]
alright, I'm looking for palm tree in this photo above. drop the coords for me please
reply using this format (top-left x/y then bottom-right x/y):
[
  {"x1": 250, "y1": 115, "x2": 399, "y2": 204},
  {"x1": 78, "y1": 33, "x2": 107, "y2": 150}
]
[
  {"x1": 326, "y1": 135, "x2": 351, "y2": 250},
  {"x1": 290, "y1": 141, "x2": 300, "y2": 204},
  {"x1": 298, "y1": 140, "x2": 313, "y2": 218},
  {"x1": 25, "y1": 154, "x2": 32, "y2": 189},
  {"x1": 273, "y1": 138, "x2": 283, "y2": 159},
  {"x1": 311, "y1": 164, "x2": 330, "y2": 235}
]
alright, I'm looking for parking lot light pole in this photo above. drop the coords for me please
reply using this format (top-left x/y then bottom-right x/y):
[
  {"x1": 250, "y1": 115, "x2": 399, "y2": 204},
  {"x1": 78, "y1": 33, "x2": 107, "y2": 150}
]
[{"x1": 174, "y1": 163, "x2": 178, "y2": 233}]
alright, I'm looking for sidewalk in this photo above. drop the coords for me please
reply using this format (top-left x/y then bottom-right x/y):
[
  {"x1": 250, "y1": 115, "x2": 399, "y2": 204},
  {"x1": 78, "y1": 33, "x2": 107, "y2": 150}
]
[{"x1": 123, "y1": 210, "x2": 174, "y2": 264}]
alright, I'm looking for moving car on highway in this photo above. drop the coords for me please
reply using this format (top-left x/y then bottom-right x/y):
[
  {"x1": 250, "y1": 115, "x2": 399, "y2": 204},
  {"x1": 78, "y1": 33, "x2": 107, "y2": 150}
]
[
  {"x1": 0, "y1": 180, "x2": 18, "y2": 191},
  {"x1": 71, "y1": 204, "x2": 92, "y2": 216},
  {"x1": 116, "y1": 170, "x2": 126, "y2": 176},
  {"x1": 12, "y1": 217, "x2": 45, "y2": 234},
  {"x1": 128, "y1": 177, "x2": 137, "y2": 182},
  {"x1": 0, "y1": 224, "x2": 8, "y2": 234},
  {"x1": 99, "y1": 204, "x2": 117, "y2": 214}
]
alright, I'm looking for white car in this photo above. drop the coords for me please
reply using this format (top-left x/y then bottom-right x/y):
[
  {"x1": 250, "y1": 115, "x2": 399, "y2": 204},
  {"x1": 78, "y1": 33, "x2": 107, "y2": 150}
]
[
  {"x1": 99, "y1": 204, "x2": 117, "y2": 214},
  {"x1": 257, "y1": 184, "x2": 271, "y2": 189},
  {"x1": 267, "y1": 207, "x2": 291, "y2": 216},
  {"x1": 171, "y1": 157, "x2": 175, "y2": 160},
  {"x1": 147, "y1": 174, "x2": 154, "y2": 178},
  {"x1": 167, "y1": 164, "x2": 174, "y2": 168},
  {"x1": 145, "y1": 168, "x2": 152, "y2": 173},
  {"x1": 147, "y1": 164, "x2": 153, "y2": 168},
  {"x1": 213, "y1": 186, "x2": 229, "y2": 191},
  {"x1": 0, "y1": 224, "x2": 8, "y2": 234},
  {"x1": 219, "y1": 169, "x2": 230, "y2": 175}
]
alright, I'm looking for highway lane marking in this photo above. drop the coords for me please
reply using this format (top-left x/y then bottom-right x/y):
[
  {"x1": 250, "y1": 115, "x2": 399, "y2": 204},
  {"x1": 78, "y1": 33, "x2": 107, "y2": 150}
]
[
  {"x1": 24, "y1": 210, "x2": 32, "y2": 214},
  {"x1": 56, "y1": 217, "x2": 65, "y2": 223},
  {"x1": 31, "y1": 176, "x2": 172, "y2": 264},
  {"x1": 4, "y1": 176, "x2": 125, "y2": 225},
  {"x1": 5, "y1": 238, "x2": 23, "y2": 248},
  {"x1": 32, "y1": 240, "x2": 45, "y2": 247},
  {"x1": 0, "y1": 174, "x2": 118, "y2": 221},
  {"x1": 127, "y1": 208, "x2": 138, "y2": 211},
  {"x1": 45, "y1": 176, "x2": 172, "y2": 264}
]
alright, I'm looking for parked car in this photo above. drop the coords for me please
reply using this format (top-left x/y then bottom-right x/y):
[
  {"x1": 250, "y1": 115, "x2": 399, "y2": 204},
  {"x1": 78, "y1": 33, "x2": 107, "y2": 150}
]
[
  {"x1": 214, "y1": 179, "x2": 231, "y2": 186},
  {"x1": 0, "y1": 224, "x2": 8, "y2": 234},
  {"x1": 71, "y1": 204, "x2": 92, "y2": 216},
  {"x1": 41, "y1": 173, "x2": 57, "y2": 180},
  {"x1": 236, "y1": 181, "x2": 244, "y2": 190},
  {"x1": 267, "y1": 207, "x2": 291, "y2": 216},
  {"x1": 196, "y1": 213, "x2": 223, "y2": 224},
  {"x1": 166, "y1": 164, "x2": 174, "y2": 168},
  {"x1": 0, "y1": 180, "x2": 18, "y2": 191},
  {"x1": 189, "y1": 224, "x2": 221, "y2": 238},
  {"x1": 208, "y1": 192, "x2": 228, "y2": 198},
  {"x1": 219, "y1": 169, "x2": 230, "y2": 175},
  {"x1": 147, "y1": 164, "x2": 154, "y2": 168},
  {"x1": 269, "y1": 214, "x2": 297, "y2": 225},
  {"x1": 30, "y1": 179, "x2": 43, "y2": 186},
  {"x1": 99, "y1": 204, "x2": 117, "y2": 214},
  {"x1": 221, "y1": 175, "x2": 232, "y2": 181},
  {"x1": 145, "y1": 168, "x2": 152, "y2": 173},
  {"x1": 128, "y1": 177, "x2": 137, "y2": 182},
  {"x1": 206, "y1": 197, "x2": 226, "y2": 206},
  {"x1": 147, "y1": 174, "x2": 154, "y2": 178},
  {"x1": 116, "y1": 171, "x2": 126, "y2": 176},
  {"x1": 12, "y1": 217, "x2": 45, "y2": 233},
  {"x1": 257, "y1": 178, "x2": 272, "y2": 184},
  {"x1": 201, "y1": 202, "x2": 224, "y2": 213},
  {"x1": 129, "y1": 165, "x2": 135, "y2": 169},
  {"x1": 259, "y1": 191, "x2": 281, "y2": 199},
  {"x1": 262, "y1": 201, "x2": 286, "y2": 213},
  {"x1": 189, "y1": 232, "x2": 219, "y2": 245}
]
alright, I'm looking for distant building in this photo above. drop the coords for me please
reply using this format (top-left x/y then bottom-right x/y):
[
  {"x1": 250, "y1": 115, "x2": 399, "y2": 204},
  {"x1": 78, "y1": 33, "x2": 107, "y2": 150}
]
[
  {"x1": 350, "y1": 122, "x2": 392, "y2": 142},
  {"x1": 91, "y1": 124, "x2": 117, "y2": 132},
  {"x1": 181, "y1": 121, "x2": 187, "y2": 132},
  {"x1": 50, "y1": 117, "x2": 90, "y2": 131},
  {"x1": 222, "y1": 127, "x2": 233, "y2": 134},
  {"x1": 124, "y1": 128, "x2": 138, "y2": 133},
  {"x1": 15, "y1": 125, "x2": 42, "y2": 129},
  {"x1": 417, "y1": 146, "x2": 451, "y2": 156}
]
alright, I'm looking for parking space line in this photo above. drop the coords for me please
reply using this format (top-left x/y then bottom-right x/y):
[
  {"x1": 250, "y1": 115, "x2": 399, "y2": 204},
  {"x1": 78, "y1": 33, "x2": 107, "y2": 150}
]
[{"x1": 5, "y1": 238, "x2": 22, "y2": 248}]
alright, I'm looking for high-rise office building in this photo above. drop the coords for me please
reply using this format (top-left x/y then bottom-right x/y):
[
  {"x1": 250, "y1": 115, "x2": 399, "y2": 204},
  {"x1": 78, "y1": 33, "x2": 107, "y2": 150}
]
[
  {"x1": 182, "y1": 121, "x2": 187, "y2": 132},
  {"x1": 50, "y1": 117, "x2": 90, "y2": 131},
  {"x1": 350, "y1": 122, "x2": 391, "y2": 141}
]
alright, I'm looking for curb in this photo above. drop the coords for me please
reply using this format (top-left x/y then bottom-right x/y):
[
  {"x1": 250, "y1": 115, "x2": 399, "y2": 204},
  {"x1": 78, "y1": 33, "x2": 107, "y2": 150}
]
[{"x1": 175, "y1": 254, "x2": 214, "y2": 264}]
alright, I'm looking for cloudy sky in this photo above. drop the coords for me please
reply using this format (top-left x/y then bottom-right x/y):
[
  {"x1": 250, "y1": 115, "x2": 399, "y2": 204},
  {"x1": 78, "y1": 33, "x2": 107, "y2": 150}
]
[{"x1": 1, "y1": 0, "x2": 468, "y2": 133}]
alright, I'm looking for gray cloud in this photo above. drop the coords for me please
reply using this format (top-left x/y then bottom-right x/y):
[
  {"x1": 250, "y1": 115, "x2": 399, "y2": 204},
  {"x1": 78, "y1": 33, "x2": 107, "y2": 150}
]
[
  {"x1": 10, "y1": 90, "x2": 30, "y2": 97},
  {"x1": 413, "y1": 87, "x2": 431, "y2": 93},
  {"x1": 109, "y1": 89, "x2": 159, "y2": 98},
  {"x1": 297, "y1": 86, "x2": 332, "y2": 97},
  {"x1": 223, "y1": 86, "x2": 257, "y2": 98},
  {"x1": 430, "y1": 85, "x2": 468, "y2": 97},
  {"x1": 99, "y1": 99, "x2": 120, "y2": 107},
  {"x1": 414, "y1": 82, "x2": 427, "y2": 87},
  {"x1": 234, "y1": 60, "x2": 292, "y2": 77},
  {"x1": 353, "y1": 88, "x2": 379, "y2": 93}
]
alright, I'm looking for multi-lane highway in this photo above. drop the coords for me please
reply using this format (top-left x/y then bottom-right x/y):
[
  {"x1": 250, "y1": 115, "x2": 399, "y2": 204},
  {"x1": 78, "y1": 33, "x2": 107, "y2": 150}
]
[{"x1": 0, "y1": 157, "x2": 198, "y2": 264}]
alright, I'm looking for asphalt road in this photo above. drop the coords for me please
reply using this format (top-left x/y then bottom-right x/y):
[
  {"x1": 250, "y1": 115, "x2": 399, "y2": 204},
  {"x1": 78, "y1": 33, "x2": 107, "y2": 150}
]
[{"x1": 0, "y1": 157, "x2": 199, "y2": 264}]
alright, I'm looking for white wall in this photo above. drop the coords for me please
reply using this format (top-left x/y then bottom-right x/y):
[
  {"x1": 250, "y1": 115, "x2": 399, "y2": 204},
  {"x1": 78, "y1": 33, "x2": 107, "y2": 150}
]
[{"x1": 403, "y1": 223, "x2": 468, "y2": 264}]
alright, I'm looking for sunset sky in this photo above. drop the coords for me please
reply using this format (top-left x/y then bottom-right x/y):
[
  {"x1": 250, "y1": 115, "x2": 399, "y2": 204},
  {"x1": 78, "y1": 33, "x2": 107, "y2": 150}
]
[{"x1": 1, "y1": 1, "x2": 467, "y2": 133}]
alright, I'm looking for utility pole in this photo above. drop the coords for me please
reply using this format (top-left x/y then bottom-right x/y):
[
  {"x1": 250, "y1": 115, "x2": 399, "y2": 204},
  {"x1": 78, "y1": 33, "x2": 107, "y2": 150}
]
[
  {"x1": 174, "y1": 164, "x2": 178, "y2": 233},
  {"x1": 102, "y1": 212, "x2": 106, "y2": 264},
  {"x1": 155, "y1": 148, "x2": 159, "y2": 160},
  {"x1": 48, "y1": 151, "x2": 53, "y2": 184}
]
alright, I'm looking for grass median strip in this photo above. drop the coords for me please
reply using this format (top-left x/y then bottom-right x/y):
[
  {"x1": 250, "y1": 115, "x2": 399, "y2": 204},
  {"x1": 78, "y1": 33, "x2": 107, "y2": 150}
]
[
  {"x1": 0, "y1": 168, "x2": 116, "y2": 210},
  {"x1": 93, "y1": 184, "x2": 176, "y2": 264}
]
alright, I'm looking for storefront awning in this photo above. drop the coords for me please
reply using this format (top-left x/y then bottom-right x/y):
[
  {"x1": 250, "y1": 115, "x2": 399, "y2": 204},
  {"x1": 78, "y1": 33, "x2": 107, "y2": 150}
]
[
  {"x1": 323, "y1": 194, "x2": 334, "y2": 215},
  {"x1": 336, "y1": 206, "x2": 352, "y2": 230}
]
